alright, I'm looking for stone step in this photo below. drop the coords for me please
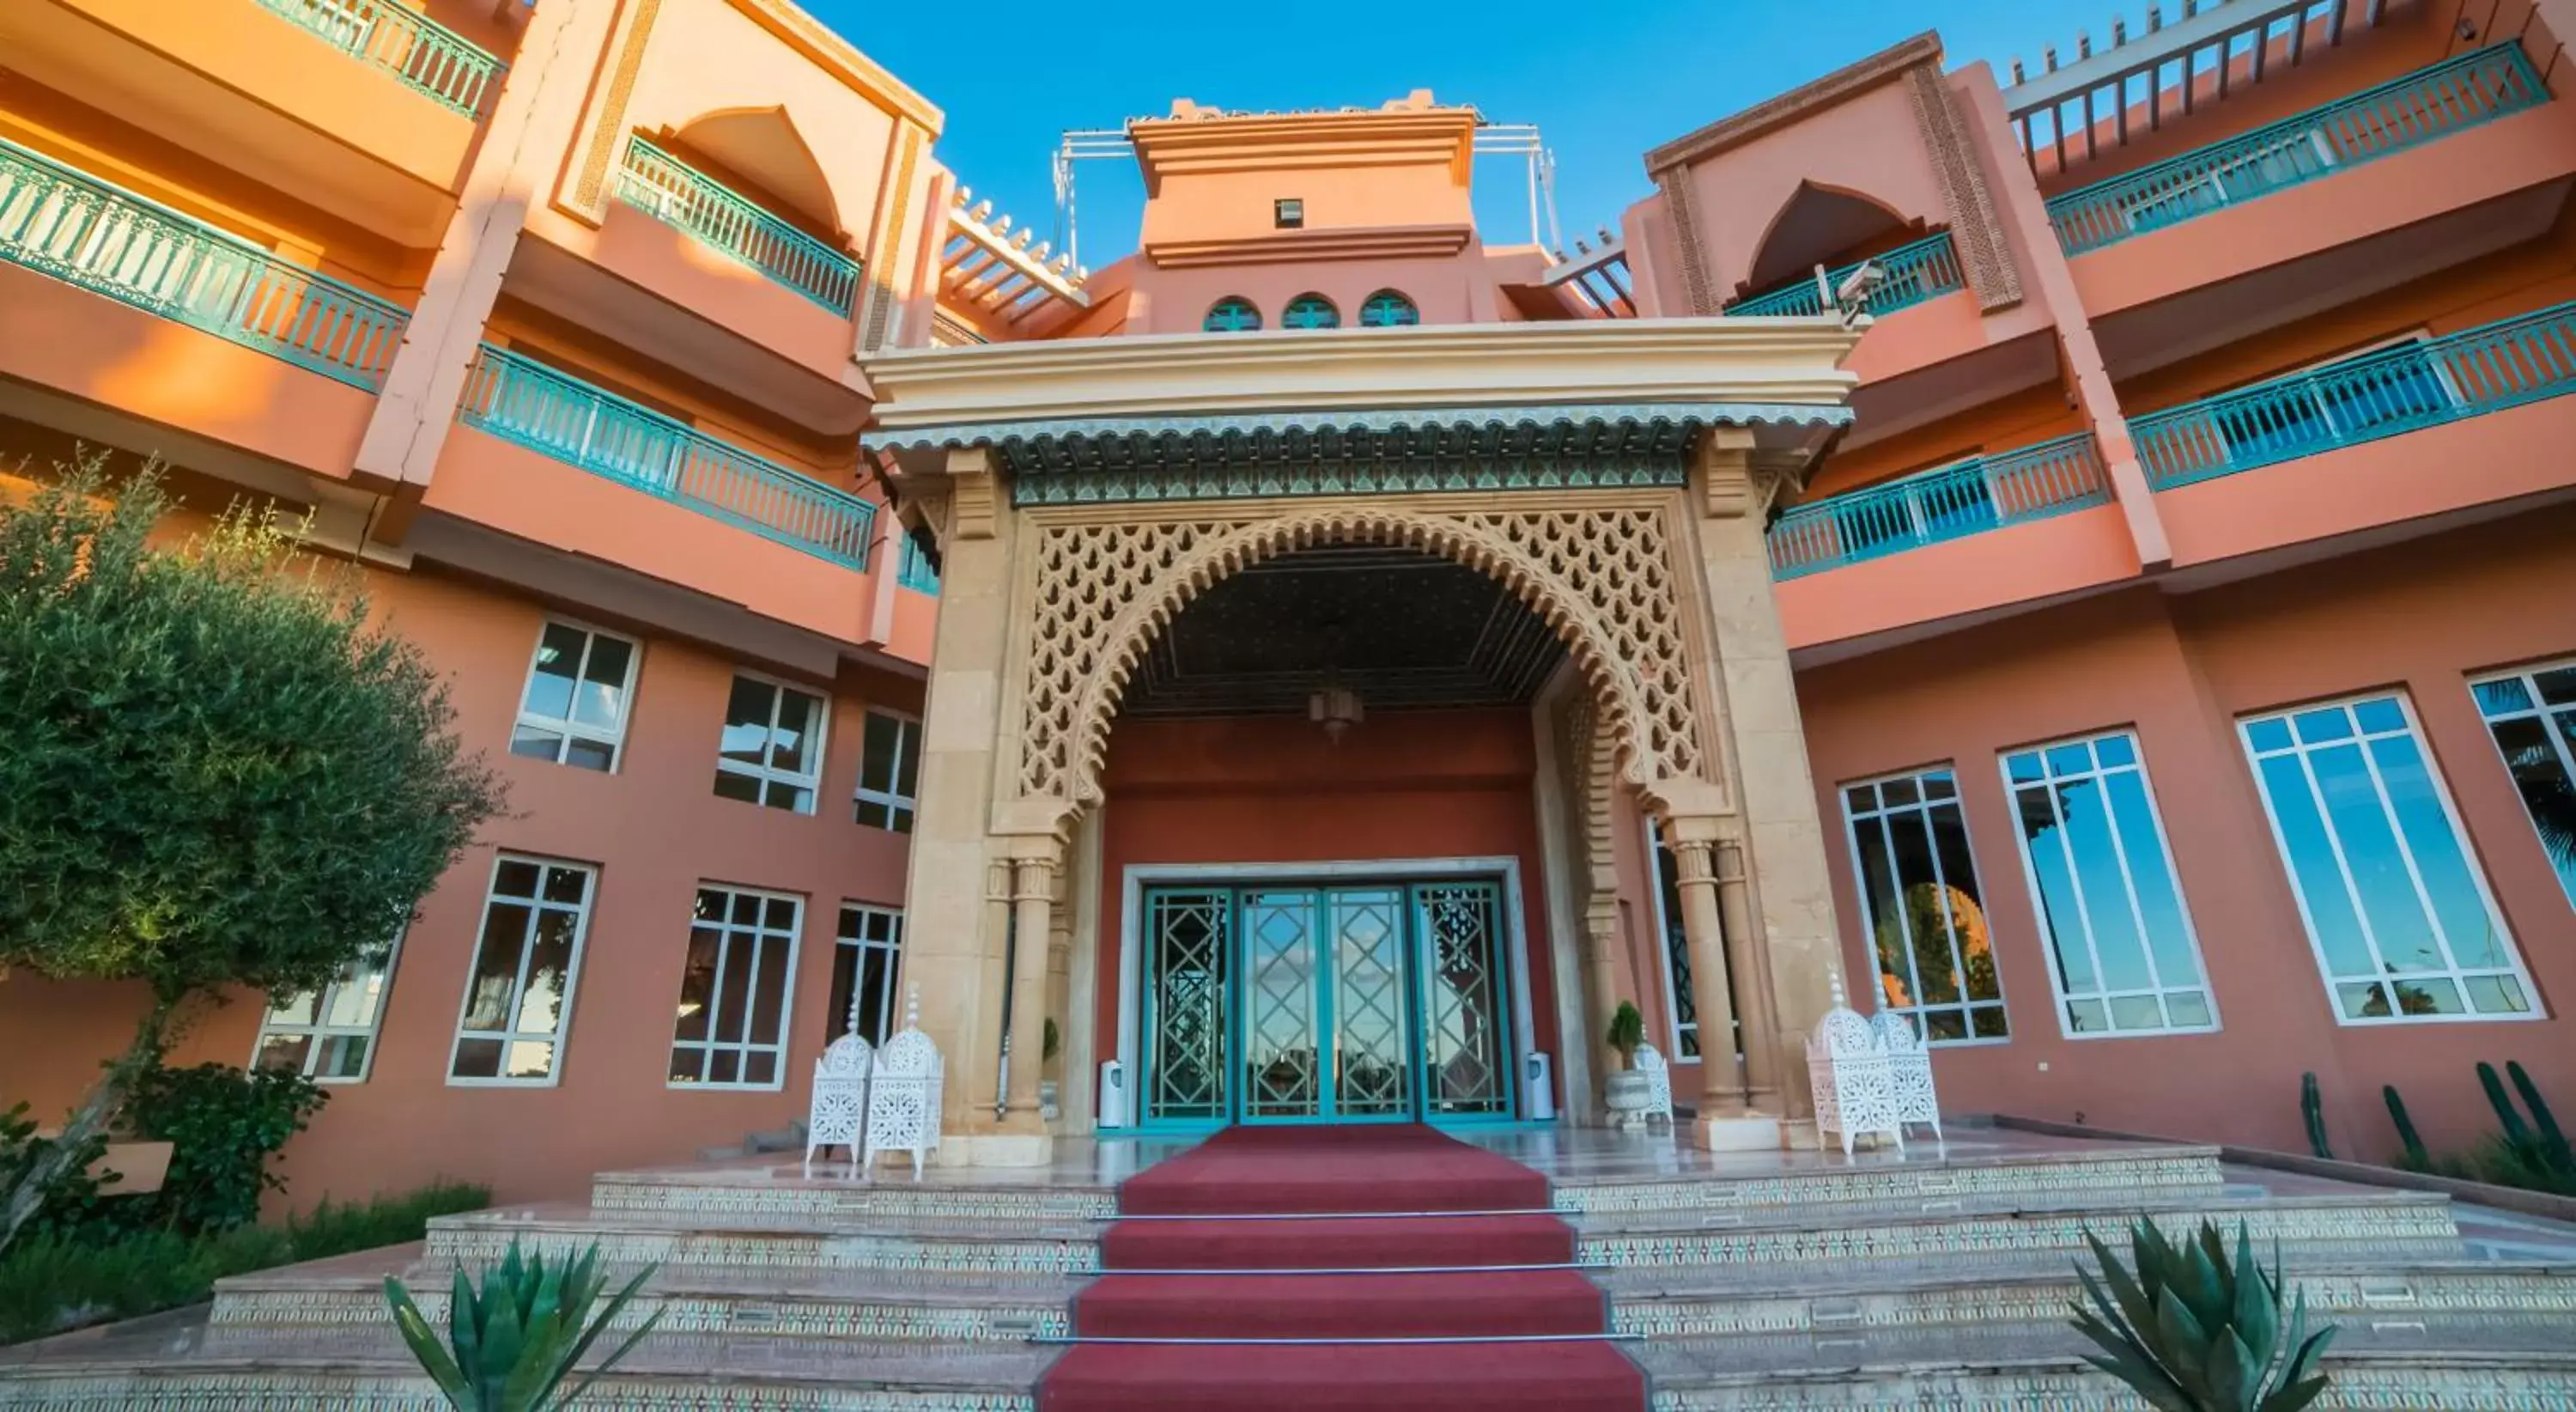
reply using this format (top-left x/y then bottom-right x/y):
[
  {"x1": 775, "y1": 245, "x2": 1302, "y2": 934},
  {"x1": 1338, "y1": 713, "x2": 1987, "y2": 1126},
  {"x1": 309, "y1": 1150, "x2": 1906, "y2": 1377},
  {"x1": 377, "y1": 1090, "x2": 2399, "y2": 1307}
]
[
  {"x1": 1557, "y1": 1143, "x2": 2224, "y2": 1220},
  {"x1": 420, "y1": 1205, "x2": 1103, "y2": 1278},
  {"x1": 0, "y1": 1335, "x2": 1047, "y2": 1411},
  {"x1": 208, "y1": 1247, "x2": 1079, "y2": 1342},
  {"x1": 1581, "y1": 1190, "x2": 2464, "y2": 1269},
  {"x1": 592, "y1": 1160, "x2": 1119, "y2": 1225},
  {"x1": 1611, "y1": 1258, "x2": 2576, "y2": 1342},
  {"x1": 1637, "y1": 1346, "x2": 2576, "y2": 1410}
]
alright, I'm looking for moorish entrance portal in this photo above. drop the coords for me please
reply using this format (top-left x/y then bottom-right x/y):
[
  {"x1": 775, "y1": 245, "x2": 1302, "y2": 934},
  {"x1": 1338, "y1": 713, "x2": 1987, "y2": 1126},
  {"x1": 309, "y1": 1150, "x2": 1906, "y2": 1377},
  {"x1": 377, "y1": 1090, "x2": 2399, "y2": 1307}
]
[{"x1": 1139, "y1": 879, "x2": 1516, "y2": 1128}]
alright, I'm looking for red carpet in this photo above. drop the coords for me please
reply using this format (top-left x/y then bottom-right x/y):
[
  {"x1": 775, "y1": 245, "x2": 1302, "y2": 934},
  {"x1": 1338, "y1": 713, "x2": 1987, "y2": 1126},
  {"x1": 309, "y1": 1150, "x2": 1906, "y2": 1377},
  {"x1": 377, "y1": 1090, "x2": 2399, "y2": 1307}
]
[{"x1": 1040, "y1": 1124, "x2": 1645, "y2": 1412}]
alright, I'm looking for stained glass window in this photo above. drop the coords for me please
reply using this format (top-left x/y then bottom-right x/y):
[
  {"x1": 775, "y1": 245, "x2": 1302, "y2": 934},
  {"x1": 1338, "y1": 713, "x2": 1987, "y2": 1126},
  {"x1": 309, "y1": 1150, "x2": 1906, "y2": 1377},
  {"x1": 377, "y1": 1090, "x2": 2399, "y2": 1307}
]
[
  {"x1": 1203, "y1": 296, "x2": 1261, "y2": 332},
  {"x1": 1281, "y1": 294, "x2": 1340, "y2": 330},
  {"x1": 1359, "y1": 289, "x2": 1419, "y2": 326}
]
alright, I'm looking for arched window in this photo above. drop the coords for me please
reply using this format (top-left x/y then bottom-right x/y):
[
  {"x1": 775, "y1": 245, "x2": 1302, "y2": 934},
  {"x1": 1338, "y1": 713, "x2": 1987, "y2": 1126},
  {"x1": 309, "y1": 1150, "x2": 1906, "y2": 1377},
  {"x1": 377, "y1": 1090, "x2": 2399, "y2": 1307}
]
[
  {"x1": 1203, "y1": 296, "x2": 1262, "y2": 332},
  {"x1": 1281, "y1": 294, "x2": 1340, "y2": 330},
  {"x1": 1359, "y1": 290, "x2": 1419, "y2": 327}
]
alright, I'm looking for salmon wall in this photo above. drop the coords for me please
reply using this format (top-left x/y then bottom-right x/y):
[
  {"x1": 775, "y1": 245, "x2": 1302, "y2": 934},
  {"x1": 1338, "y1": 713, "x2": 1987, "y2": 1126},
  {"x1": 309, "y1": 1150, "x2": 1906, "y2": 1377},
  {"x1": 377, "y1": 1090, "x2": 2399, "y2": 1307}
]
[
  {"x1": 1091, "y1": 710, "x2": 1563, "y2": 1091},
  {"x1": 1795, "y1": 506, "x2": 2576, "y2": 1161},
  {"x1": 0, "y1": 552, "x2": 924, "y2": 1208}
]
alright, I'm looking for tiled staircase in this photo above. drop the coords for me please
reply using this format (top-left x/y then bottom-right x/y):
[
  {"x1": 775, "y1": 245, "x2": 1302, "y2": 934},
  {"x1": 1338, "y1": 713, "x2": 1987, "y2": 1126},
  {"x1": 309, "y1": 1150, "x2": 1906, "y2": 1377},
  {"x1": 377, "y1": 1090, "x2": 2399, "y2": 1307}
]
[{"x1": 2, "y1": 1130, "x2": 2572, "y2": 1410}]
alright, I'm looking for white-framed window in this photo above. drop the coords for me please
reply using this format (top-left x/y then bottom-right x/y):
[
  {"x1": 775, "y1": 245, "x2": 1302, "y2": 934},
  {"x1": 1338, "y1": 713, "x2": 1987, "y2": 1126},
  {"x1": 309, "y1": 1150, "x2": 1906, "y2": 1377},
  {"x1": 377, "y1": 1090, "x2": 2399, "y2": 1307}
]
[
  {"x1": 449, "y1": 857, "x2": 596, "y2": 1084},
  {"x1": 713, "y1": 673, "x2": 827, "y2": 814},
  {"x1": 829, "y1": 903, "x2": 905, "y2": 1046},
  {"x1": 2241, "y1": 692, "x2": 2540, "y2": 1025},
  {"x1": 667, "y1": 885, "x2": 803, "y2": 1089},
  {"x1": 254, "y1": 933, "x2": 403, "y2": 1082},
  {"x1": 1642, "y1": 822, "x2": 1700, "y2": 1060},
  {"x1": 2470, "y1": 659, "x2": 2576, "y2": 913},
  {"x1": 510, "y1": 620, "x2": 641, "y2": 771},
  {"x1": 2000, "y1": 733, "x2": 2216, "y2": 1038},
  {"x1": 1843, "y1": 766, "x2": 2009, "y2": 1044},
  {"x1": 854, "y1": 709, "x2": 920, "y2": 833}
]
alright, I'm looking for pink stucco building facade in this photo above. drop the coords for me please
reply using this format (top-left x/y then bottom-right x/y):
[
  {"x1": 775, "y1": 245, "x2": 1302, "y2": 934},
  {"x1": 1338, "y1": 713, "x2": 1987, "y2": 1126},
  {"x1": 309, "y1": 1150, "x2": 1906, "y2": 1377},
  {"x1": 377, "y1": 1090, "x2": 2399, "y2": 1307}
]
[{"x1": 2, "y1": 0, "x2": 2573, "y2": 1208}]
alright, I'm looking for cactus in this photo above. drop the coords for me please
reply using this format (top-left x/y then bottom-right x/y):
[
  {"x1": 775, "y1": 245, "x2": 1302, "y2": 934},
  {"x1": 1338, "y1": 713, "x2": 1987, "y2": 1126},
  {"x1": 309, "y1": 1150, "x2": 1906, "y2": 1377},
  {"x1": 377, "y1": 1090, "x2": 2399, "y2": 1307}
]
[
  {"x1": 2507, "y1": 1061, "x2": 2575, "y2": 1177},
  {"x1": 2300, "y1": 1072, "x2": 2332, "y2": 1160},
  {"x1": 2384, "y1": 1085, "x2": 2428, "y2": 1168},
  {"x1": 2478, "y1": 1062, "x2": 2537, "y2": 1153}
]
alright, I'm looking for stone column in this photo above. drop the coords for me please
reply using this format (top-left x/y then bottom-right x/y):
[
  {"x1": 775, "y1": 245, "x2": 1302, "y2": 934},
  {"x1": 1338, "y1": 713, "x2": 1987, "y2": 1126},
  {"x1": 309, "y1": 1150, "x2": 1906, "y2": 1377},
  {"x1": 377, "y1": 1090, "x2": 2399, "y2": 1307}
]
[
  {"x1": 1665, "y1": 827, "x2": 1747, "y2": 1123},
  {"x1": 1582, "y1": 898, "x2": 1625, "y2": 1082},
  {"x1": 1004, "y1": 854, "x2": 1057, "y2": 1130},
  {"x1": 1713, "y1": 816, "x2": 1782, "y2": 1108},
  {"x1": 1689, "y1": 428, "x2": 1850, "y2": 1123}
]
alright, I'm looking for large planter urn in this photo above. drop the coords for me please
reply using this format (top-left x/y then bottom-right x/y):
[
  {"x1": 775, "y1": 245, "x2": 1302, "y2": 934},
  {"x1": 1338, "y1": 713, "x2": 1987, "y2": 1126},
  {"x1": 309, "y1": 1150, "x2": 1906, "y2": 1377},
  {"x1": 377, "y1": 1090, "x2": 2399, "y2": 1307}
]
[{"x1": 1602, "y1": 1069, "x2": 1653, "y2": 1131}]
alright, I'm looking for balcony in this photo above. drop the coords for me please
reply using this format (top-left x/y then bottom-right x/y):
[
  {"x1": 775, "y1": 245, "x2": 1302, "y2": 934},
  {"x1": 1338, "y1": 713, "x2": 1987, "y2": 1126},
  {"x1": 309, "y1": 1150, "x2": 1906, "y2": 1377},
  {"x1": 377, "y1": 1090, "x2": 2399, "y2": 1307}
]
[
  {"x1": 0, "y1": 137, "x2": 406, "y2": 390},
  {"x1": 1769, "y1": 433, "x2": 2109, "y2": 579},
  {"x1": 2048, "y1": 46, "x2": 2545, "y2": 257},
  {"x1": 249, "y1": 0, "x2": 503, "y2": 117},
  {"x1": 2136, "y1": 303, "x2": 2576, "y2": 569},
  {"x1": 896, "y1": 534, "x2": 940, "y2": 593},
  {"x1": 6, "y1": 0, "x2": 510, "y2": 241},
  {"x1": 612, "y1": 137, "x2": 861, "y2": 314},
  {"x1": 2134, "y1": 304, "x2": 2576, "y2": 489},
  {"x1": 456, "y1": 346, "x2": 876, "y2": 567},
  {"x1": 1728, "y1": 231, "x2": 1964, "y2": 319}
]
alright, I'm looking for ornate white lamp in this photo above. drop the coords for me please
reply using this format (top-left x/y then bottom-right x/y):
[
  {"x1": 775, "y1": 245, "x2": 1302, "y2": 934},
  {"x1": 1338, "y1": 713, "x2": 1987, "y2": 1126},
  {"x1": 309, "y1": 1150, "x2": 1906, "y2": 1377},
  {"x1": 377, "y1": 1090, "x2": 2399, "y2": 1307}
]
[{"x1": 1307, "y1": 681, "x2": 1364, "y2": 744}]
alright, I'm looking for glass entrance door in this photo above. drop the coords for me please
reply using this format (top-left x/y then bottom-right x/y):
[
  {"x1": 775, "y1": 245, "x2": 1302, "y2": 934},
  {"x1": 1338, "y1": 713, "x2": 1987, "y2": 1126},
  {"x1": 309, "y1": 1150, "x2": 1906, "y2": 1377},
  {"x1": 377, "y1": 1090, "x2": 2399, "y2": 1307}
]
[{"x1": 1137, "y1": 877, "x2": 1515, "y2": 1128}]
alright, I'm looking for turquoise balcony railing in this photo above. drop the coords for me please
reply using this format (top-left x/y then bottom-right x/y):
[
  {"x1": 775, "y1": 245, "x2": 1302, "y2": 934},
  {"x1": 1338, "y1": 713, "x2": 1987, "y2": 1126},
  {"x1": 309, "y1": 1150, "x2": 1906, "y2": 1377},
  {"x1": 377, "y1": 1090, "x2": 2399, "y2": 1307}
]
[
  {"x1": 615, "y1": 137, "x2": 862, "y2": 313},
  {"x1": 2133, "y1": 302, "x2": 2576, "y2": 490},
  {"x1": 251, "y1": 0, "x2": 505, "y2": 116},
  {"x1": 897, "y1": 533, "x2": 940, "y2": 593},
  {"x1": 0, "y1": 137, "x2": 407, "y2": 388},
  {"x1": 2048, "y1": 45, "x2": 2545, "y2": 256},
  {"x1": 1727, "y1": 231, "x2": 1965, "y2": 319},
  {"x1": 459, "y1": 346, "x2": 877, "y2": 567},
  {"x1": 1768, "y1": 433, "x2": 2110, "y2": 580}
]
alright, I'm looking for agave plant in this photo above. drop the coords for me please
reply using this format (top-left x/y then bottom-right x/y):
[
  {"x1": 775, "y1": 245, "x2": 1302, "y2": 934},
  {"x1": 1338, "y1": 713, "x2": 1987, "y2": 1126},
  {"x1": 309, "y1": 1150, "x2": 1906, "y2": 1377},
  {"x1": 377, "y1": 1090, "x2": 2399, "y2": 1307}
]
[
  {"x1": 384, "y1": 1239, "x2": 664, "y2": 1411},
  {"x1": 2071, "y1": 1218, "x2": 2336, "y2": 1412}
]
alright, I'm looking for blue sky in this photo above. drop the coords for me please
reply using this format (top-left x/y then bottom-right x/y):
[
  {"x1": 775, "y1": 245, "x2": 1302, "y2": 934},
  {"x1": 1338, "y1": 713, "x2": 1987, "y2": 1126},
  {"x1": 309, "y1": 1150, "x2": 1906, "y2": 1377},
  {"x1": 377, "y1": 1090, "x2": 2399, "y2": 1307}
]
[{"x1": 804, "y1": 0, "x2": 2105, "y2": 266}]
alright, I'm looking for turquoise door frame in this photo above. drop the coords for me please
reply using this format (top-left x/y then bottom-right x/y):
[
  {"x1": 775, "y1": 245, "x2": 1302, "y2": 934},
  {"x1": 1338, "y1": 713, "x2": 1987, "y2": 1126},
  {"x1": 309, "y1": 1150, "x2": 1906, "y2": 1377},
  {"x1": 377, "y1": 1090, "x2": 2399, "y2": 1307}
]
[{"x1": 1134, "y1": 877, "x2": 1516, "y2": 1132}]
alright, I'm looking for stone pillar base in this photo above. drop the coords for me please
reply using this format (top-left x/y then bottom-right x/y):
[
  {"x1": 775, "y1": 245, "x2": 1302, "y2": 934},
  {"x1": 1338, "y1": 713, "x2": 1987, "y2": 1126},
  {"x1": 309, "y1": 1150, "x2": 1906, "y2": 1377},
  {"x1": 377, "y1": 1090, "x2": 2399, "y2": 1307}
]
[
  {"x1": 933, "y1": 1132, "x2": 1056, "y2": 1168},
  {"x1": 1692, "y1": 1112, "x2": 1786, "y2": 1152}
]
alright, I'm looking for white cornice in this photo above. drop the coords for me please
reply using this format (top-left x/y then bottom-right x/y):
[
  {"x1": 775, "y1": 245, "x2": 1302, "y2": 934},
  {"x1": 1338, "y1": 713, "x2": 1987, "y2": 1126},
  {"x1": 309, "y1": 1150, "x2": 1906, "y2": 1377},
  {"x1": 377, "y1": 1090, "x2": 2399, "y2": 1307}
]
[{"x1": 858, "y1": 319, "x2": 1861, "y2": 432}]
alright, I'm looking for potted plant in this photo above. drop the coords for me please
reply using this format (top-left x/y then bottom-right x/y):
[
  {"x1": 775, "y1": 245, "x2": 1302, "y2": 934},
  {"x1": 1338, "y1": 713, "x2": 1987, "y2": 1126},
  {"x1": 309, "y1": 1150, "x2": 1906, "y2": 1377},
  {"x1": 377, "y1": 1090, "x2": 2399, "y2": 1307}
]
[{"x1": 1602, "y1": 1001, "x2": 1652, "y2": 1129}]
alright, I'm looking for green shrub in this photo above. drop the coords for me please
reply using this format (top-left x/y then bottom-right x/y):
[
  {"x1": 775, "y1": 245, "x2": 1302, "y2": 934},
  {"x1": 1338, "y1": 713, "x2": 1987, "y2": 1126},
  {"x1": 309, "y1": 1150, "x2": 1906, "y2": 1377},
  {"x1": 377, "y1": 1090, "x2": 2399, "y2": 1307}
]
[
  {"x1": 0, "y1": 1104, "x2": 112, "y2": 1242},
  {"x1": 288, "y1": 1182, "x2": 489, "y2": 1263},
  {"x1": 1607, "y1": 1001, "x2": 1645, "y2": 1068},
  {"x1": 121, "y1": 1064, "x2": 329, "y2": 1235},
  {"x1": 0, "y1": 1180, "x2": 488, "y2": 1345}
]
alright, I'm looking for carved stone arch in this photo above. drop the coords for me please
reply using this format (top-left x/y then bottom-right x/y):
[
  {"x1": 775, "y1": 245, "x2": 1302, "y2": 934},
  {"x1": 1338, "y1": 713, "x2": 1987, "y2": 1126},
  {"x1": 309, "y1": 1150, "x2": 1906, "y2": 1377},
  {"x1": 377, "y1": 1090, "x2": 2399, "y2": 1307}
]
[
  {"x1": 1742, "y1": 180, "x2": 1917, "y2": 295},
  {"x1": 663, "y1": 103, "x2": 847, "y2": 236},
  {"x1": 1012, "y1": 502, "x2": 1716, "y2": 819}
]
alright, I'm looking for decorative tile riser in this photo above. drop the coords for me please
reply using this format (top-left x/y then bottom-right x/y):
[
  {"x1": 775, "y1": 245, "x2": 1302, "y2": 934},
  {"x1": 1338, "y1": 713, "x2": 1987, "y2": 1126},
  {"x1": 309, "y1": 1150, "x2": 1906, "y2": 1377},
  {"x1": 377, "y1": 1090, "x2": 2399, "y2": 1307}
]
[
  {"x1": 1585, "y1": 1204, "x2": 2460, "y2": 1268},
  {"x1": 1559, "y1": 1153, "x2": 2221, "y2": 1216},
  {"x1": 1648, "y1": 1362, "x2": 2576, "y2": 1411},
  {"x1": 205, "y1": 1289, "x2": 1067, "y2": 1342},
  {"x1": 589, "y1": 1184, "x2": 1116, "y2": 1224},
  {"x1": 1616, "y1": 1268, "x2": 2576, "y2": 1339},
  {"x1": 421, "y1": 1227, "x2": 1097, "y2": 1276},
  {"x1": 0, "y1": 1372, "x2": 1033, "y2": 1411}
]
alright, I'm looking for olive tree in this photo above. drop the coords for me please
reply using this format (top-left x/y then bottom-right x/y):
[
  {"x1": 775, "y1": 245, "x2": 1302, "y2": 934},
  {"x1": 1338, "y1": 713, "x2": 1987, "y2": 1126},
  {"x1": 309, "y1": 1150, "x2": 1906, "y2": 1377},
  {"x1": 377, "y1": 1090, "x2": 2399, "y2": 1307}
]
[{"x1": 0, "y1": 458, "x2": 506, "y2": 1252}]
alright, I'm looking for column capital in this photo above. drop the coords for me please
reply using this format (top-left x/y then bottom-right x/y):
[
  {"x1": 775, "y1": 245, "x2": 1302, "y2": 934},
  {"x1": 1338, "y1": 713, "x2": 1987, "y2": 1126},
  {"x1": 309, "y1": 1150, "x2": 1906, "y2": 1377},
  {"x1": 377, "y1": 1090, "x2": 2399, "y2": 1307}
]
[
  {"x1": 945, "y1": 445, "x2": 999, "y2": 539},
  {"x1": 1011, "y1": 855, "x2": 1057, "y2": 899},
  {"x1": 1693, "y1": 426, "x2": 1806, "y2": 520}
]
